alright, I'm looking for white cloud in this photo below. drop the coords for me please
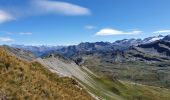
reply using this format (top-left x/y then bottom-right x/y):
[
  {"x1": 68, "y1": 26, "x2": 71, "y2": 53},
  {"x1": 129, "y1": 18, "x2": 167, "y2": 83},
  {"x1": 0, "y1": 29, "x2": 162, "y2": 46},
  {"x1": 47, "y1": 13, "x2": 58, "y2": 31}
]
[
  {"x1": 85, "y1": 25, "x2": 96, "y2": 30},
  {"x1": 0, "y1": 10, "x2": 14, "y2": 23},
  {"x1": 96, "y1": 28, "x2": 142, "y2": 36},
  {"x1": 0, "y1": 31, "x2": 33, "y2": 35},
  {"x1": 0, "y1": 0, "x2": 91, "y2": 24},
  {"x1": 153, "y1": 30, "x2": 170, "y2": 34},
  {"x1": 0, "y1": 37, "x2": 14, "y2": 42},
  {"x1": 19, "y1": 32, "x2": 32, "y2": 35},
  {"x1": 33, "y1": 0, "x2": 91, "y2": 16}
]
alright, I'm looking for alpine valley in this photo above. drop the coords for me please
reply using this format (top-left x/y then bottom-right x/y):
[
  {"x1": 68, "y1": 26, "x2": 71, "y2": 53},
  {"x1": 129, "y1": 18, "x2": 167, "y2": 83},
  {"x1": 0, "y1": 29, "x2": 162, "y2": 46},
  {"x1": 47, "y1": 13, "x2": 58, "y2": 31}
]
[
  {"x1": 1, "y1": 0, "x2": 170, "y2": 99},
  {"x1": 1, "y1": 35, "x2": 170, "y2": 100}
]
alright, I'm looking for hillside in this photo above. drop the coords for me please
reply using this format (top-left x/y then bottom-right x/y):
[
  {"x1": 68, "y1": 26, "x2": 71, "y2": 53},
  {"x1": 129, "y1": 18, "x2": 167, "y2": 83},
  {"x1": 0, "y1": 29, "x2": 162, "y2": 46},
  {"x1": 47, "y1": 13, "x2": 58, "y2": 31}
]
[
  {"x1": 2, "y1": 39, "x2": 170, "y2": 99},
  {"x1": 0, "y1": 47, "x2": 93, "y2": 100},
  {"x1": 55, "y1": 40, "x2": 170, "y2": 88},
  {"x1": 37, "y1": 53, "x2": 170, "y2": 100}
]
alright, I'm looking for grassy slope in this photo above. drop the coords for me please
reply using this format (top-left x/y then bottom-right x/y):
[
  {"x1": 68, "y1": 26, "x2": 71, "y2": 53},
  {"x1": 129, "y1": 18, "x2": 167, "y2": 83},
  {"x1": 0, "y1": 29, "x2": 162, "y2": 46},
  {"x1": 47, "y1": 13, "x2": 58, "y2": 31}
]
[
  {"x1": 82, "y1": 56, "x2": 170, "y2": 88},
  {"x1": 38, "y1": 55, "x2": 170, "y2": 100},
  {"x1": 80, "y1": 65, "x2": 170, "y2": 100},
  {"x1": 0, "y1": 47, "x2": 93, "y2": 100}
]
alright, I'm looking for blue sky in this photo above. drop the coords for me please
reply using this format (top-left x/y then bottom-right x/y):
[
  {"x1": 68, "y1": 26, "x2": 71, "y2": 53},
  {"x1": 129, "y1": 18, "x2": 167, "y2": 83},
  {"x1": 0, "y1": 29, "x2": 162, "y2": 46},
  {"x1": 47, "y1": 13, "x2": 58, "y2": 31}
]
[{"x1": 0, "y1": 0, "x2": 170, "y2": 45}]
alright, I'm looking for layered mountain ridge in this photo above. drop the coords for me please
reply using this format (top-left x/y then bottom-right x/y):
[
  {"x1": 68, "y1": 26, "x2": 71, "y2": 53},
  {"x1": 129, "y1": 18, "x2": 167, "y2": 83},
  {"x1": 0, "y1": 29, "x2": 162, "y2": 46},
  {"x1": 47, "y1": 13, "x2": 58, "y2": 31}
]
[{"x1": 12, "y1": 35, "x2": 168, "y2": 58}]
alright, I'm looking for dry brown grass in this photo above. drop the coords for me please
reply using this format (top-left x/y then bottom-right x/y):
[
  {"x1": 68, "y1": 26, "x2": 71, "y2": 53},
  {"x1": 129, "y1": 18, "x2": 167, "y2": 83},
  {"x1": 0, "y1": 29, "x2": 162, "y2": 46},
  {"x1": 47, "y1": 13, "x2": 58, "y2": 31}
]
[{"x1": 0, "y1": 47, "x2": 93, "y2": 100}]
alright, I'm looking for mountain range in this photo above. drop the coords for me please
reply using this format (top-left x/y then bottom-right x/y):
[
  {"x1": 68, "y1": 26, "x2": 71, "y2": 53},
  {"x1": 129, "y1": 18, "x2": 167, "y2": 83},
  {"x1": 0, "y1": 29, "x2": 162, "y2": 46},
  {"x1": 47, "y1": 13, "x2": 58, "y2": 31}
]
[
  {"x1": 1, "y1": 34, "x2": 170, "y2": 99},
  {"x1": 12, "y1": 35, "x2": 167, "y2": 57}
]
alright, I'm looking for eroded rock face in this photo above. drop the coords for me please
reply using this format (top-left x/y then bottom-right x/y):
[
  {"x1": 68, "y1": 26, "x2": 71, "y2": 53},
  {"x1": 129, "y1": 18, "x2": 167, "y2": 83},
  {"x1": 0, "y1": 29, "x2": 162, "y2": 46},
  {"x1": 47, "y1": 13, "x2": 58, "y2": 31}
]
[{"x1": 124, "y1": 40, "x2": 170, "y2": 62}]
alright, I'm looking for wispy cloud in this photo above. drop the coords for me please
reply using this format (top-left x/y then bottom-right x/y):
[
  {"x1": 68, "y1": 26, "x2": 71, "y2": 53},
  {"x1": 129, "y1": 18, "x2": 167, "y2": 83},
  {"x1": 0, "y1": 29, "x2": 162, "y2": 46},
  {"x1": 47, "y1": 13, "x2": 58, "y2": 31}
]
[
  {"x1": 85, "y1": 25, "x2": 96, "y2": 30},
  {"x1": 1, "y1": 31, "x2": 32, "y2": 35},
  {"x1": 0, "y1": 0, "x2": 91, "y2": 24},
  {"x1": 96, "y1": 28, "x2": 142, "y2": 36},
  {"x1": 33, "y1": 0, "x2": 91, "y2": 16},
  {"x1": 0, "y1": 10, "x2": 15, "y2": 23},
  {"x1": 153, "y1": 30, "x2": 170, "y2": 34},
  {"x1": 19, "y1": 32, "x2": 32, "y2": 35},
  {"x1": 0, "y1": 37, "x2": 14, "y2": 42}
]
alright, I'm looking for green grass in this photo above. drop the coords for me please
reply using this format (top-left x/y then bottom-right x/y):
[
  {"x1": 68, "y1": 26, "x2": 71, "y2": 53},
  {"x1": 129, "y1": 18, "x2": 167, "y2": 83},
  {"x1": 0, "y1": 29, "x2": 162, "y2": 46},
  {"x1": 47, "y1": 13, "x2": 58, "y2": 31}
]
[
  {"x1": 82, "y1": 56, "x2": 170, "y2": 88},
  {"x1": 78, "y1": 66, "x2": 170, "y2": 100}
]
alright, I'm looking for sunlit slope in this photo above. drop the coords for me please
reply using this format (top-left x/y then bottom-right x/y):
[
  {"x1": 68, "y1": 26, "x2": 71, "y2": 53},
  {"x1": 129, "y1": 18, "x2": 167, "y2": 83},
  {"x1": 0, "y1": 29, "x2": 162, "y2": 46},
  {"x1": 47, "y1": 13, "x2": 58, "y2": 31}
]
[
  {"x1": 0, "y1": 47, "x2": 93, "y2": 100},
  {"x1": 38, "y1": 54, "x2": 170, "y2": 100},
  {"x1": 37, "y1": 55, "x2": 124, "y2": 100}
]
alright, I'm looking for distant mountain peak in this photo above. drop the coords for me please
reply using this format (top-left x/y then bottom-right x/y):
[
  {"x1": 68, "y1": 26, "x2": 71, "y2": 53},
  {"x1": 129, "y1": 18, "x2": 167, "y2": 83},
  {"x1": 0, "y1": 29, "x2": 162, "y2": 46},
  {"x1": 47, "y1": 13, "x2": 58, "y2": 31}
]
[{"x1": 143, "y1": 35, "x2": 164, "y2": 43}]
